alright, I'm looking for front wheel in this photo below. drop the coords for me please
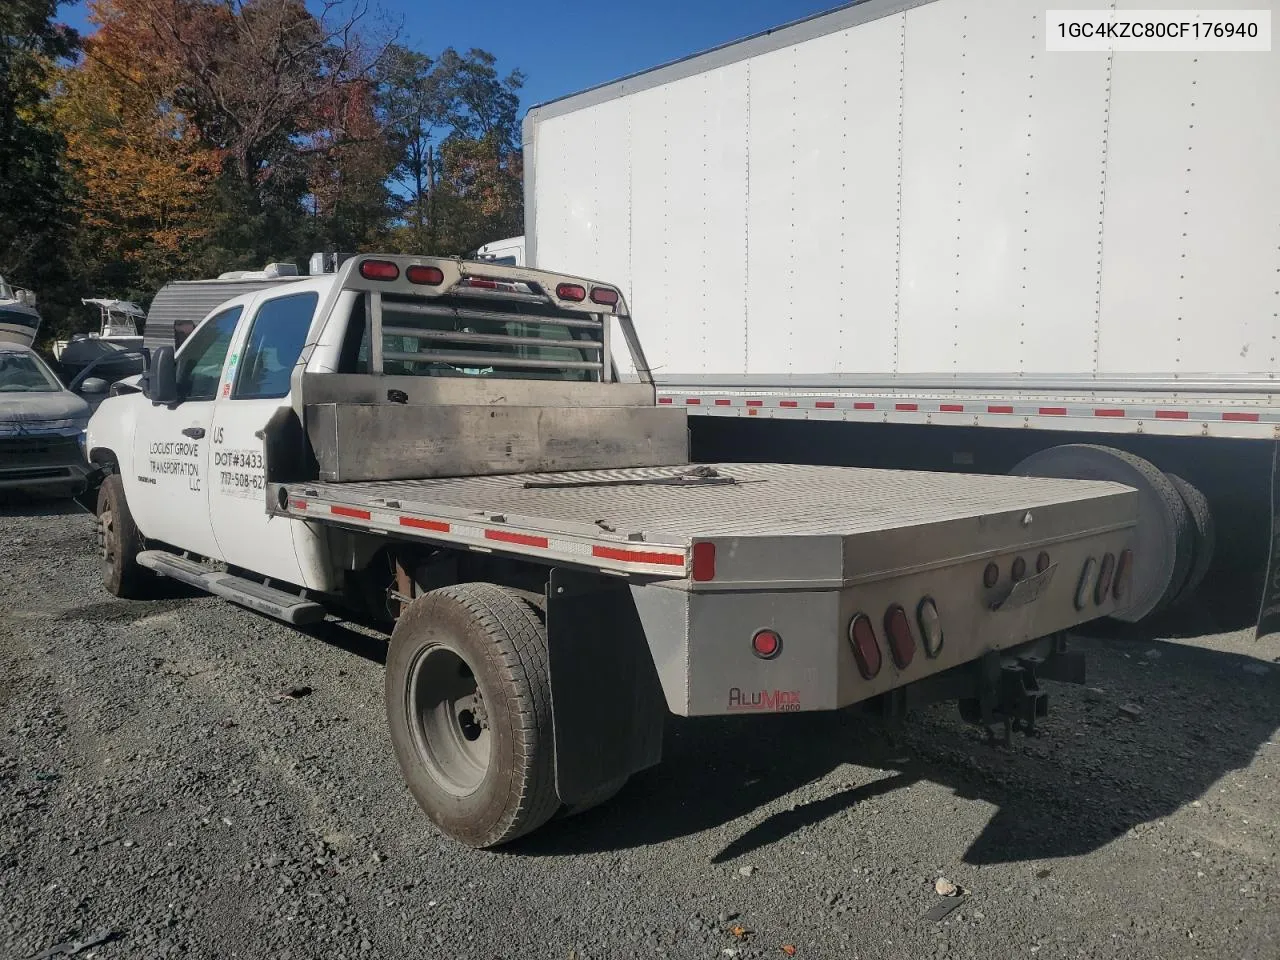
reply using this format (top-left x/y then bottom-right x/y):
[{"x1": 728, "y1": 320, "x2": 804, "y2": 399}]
[
  {"x1": 385, "y1": 583, "x2": 560, "y2": 847},
  {"x1": 96, "y1": 474, "x2": 153, "y2": 599}
]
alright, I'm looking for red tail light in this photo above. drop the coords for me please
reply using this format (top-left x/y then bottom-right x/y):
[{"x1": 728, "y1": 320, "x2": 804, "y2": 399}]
[
  {"x1": 691, "y1": 541, "x2": 716, "y2": 582},
  {"x1": 590, "y1": 286, "x2": 619, "y2": 306},
  {"x1": 1095, "y1": 553, "x2": 1115, "y2": 606},
  {"x1": 556, "y1": 283, "x2": 586, "y2": 302},
  {"x1": 983, "y1": 562, "x2": 1000, "y2": 588},
  {"x1": 406, "y1": 264, "x2": 444, "y2": 286},
  {"x1": 751, "y1": 629, "x2": 782, "y2": 660},
  {"x1": 360, "y1": 259, "x2": 399, "y2": 281},
  {"x1": 466, "y1": 276, "x2": 499, "y2": 289},
  {"x1": 848, "y1": 614, "x2": 882, "y2": 679},
  {"x1": 1036, "y1": 551, "x2": 1051, "y2": 573},
  {"x1": 1011, "y1": 556, "x2": 1027, "y2": 581},
  {"x1": 1113, "y1": 549, "x2": 1133, "y2": 601},
  {"x1": 884, "y1": 604, "x2": 915, "y2": 669}
]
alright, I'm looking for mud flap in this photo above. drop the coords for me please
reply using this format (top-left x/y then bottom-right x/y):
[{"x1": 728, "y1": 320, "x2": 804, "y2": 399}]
[
  {"x1": 545, "y1": 568, "x2": 666, "y2": 805},
  {"x1": 1257, "y1": 440, "x2": 1280, "y2": 639}
]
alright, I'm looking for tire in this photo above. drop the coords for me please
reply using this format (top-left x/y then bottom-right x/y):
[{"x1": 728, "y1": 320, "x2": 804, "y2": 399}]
[
  {"x1": 95, "y1": 474, "x2": 153, "y2": 599},
  {"x1": 1165, "y1": 473, "x2": 1216, "y2": 606},
  {"x1": 385, "y1": 583, "x2": 560, "y2": 848},
  {"x1": 1010, "y1": 444, "x2": 1193, "y2": 622}
]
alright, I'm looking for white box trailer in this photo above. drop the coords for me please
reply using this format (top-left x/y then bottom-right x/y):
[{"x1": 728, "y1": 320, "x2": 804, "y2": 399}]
[{"x1": 520, "y1": 0, "x2": 1280, "y2": 629}]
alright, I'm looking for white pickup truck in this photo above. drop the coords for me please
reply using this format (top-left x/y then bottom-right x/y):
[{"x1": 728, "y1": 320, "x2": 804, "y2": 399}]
[{"x1": 86, "y1": 255, "x2": 1137, "y2": 847}]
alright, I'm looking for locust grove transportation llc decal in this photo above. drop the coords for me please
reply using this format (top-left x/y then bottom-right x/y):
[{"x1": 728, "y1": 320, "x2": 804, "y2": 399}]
[{"x1": 148, "y1": 440, "x2": 201, "y2": 491}]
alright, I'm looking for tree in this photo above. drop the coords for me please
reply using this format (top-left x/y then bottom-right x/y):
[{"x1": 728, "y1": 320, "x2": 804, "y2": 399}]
[{"x1": 0, "y1": 0, "x2": 79, "y2": 302}]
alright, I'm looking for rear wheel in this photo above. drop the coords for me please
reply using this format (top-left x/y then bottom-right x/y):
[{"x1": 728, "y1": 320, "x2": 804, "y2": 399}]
[
  {"x1": 1010, "y1": 444, "x2": 1193, "y2": 622},
  {"x1": 385, "y1": 583, "x2": 559, "y2": 847},
  {"x1": 1165, "y1": 473, "x2": 1216, "y2": 607},
  {"x1": 96, "y1": 474, "x2": 153, "y2": 599}
]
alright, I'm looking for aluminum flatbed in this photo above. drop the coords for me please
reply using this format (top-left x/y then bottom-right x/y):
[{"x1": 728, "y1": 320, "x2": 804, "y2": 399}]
[{"x1": 271, "y1": 462, "x2": 1133, "y2": 585}]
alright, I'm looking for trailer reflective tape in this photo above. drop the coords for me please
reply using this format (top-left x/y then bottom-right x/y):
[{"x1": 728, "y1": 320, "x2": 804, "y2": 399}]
[
  {"x1": 895, "y1": 402, "x2": 918, "y2": 412},
  {"x1": 780, "y1": 400, "x2": 798, "y2": 408},
  {"x1": 746, "y1": 400, "x2": 763, "y2": 407},
  {"x1": 940, "y1": 403, "x2": 964, "y2": 412},
  {"x1": 1039, "y1": 407, "x2": 1067, "y2": 416},
  {"x1": 714, "y1": 398, "x2": 731, "y2": 405},
  {"x1": 1223, "y1": 412, "x2": 1260, "y2": 422},
  {"x1": 854, "y1": 402, "x2": 876, "y2": 410},
  {"x1": 685, "y1": 398, "x2": 701, "y2": 405},
  {"x1": 987, "y1": 405, "x2": 1014, "y2": 414},
  {"x1": 400, "y1": 516, "x2": 450, "y2": 533},
  {"x1": 1094, "y1": 408, "x2": 1125, "y2": 418},
  {"x1": 331, "y1": 505, "x2": 371, "y2": 520},
  {"x1": 591, "y1": 544, "x2": 686, "y2": 566},
  {"x1": 815, "y1": 400, "x2": 835, "y2": 408},
  {"x1": 290, "y1": 498, "x2": 308, "y2": 511},
  {"x1": 658, "y1": 396, "x2": 673, "y2": 404},
  {"x1": 485, "y1": 528, "x2": 549, "y2": 548}
]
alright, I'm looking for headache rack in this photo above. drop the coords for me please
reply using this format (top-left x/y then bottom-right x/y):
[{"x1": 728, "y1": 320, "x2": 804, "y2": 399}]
[{"x1": 274, "y1": 255, "x2": 686, "y2": 485}]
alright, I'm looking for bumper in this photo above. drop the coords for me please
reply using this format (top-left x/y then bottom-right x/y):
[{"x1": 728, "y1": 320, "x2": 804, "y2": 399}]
[
  {"x1": 633, "y1": 523, "x2": 1135, "y2": 717},
  {"x1": 0, "y1": 434, "x2": 94, "y2": 494}
]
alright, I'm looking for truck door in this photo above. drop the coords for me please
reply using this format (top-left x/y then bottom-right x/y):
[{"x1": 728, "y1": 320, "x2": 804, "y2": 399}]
[
  {"x1": 207, "y1": 290, "x2": 320, "y2": 586},
  {"x1": 128, "y1": 305, "x2": 242, "y2": 558}
]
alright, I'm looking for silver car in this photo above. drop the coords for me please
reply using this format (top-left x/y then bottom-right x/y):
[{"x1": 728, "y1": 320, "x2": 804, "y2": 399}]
[{"x1": 0, "y1": 343, "x2": 101, "y2": 497}]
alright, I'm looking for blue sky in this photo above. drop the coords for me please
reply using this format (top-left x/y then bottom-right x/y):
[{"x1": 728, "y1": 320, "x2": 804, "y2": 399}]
[{"x1": 56, "y1": 0, "x2": 845, "y2": 111}]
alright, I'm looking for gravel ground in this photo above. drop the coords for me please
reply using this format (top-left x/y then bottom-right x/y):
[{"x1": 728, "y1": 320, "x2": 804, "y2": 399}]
[{"x1": 2, "y1": 500, "x2": 1279, "y2": 960}]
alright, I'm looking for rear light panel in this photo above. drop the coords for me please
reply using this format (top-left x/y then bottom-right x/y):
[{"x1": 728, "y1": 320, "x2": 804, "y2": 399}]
[
  {"x1": 848, "y1": 614, "x2": 882, "y2": 679},
  {"x1": 883, "y1": 604, "x2": 916, "y2": 669}
]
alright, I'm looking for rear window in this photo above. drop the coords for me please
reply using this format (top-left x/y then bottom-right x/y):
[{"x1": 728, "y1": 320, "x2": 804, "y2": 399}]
[{"x1": 376, "y1": 294, "x2": 604, "y2": 382}]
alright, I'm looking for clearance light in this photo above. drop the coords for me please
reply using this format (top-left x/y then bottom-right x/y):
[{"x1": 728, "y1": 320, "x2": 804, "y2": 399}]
[
  {"x1": 590, "y1": 286, "x2": 620, "y2": 306},
  {"x1": 360, "y1": 259, "x2": 399, "y2": 280},
  {"x1": 691, "y1": 541, "x2": 716, "y2": 582},
  {"x1": 556, "y1": 283, "x2": 586, "y2": 302},
  {"x1": 848, "y1": 614, "x2": 882, "y2": 680},
  {"x1": 406, "y1": 265, "x2": 444, "y2": 285},
  {"x1": 884, "y1": 604, "x2": 915, "y2": 669},
  {"x1": 917, "y1": 597, "x2": 943, "y2": 658},
  {"x1": 751, "y1": 629, "x2": 782, "y2": 660}
]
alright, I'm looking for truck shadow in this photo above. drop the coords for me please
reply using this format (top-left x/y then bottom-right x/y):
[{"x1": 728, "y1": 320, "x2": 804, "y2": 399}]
[{"x1": 513, "y1": 634, "x2": 1280, "y2": 867}]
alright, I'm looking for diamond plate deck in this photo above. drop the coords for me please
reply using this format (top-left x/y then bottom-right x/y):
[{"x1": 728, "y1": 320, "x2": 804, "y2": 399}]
[{"x1": 297, "y1": 462, "x2": 1132, "y2": 542}]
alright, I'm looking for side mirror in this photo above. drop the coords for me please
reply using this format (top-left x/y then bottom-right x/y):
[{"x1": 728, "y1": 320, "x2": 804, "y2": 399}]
[
  {"x1": 147, "y1": 345, "x2": 179, "y2": 405},
  {"x1": 80, "y1": 377, "x2": 109, "y2": 394}
]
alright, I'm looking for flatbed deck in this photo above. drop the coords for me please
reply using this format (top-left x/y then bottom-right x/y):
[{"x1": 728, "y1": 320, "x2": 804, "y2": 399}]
[{"x1": 272, "y1": 463, "x2": 1133, "y2": 584}]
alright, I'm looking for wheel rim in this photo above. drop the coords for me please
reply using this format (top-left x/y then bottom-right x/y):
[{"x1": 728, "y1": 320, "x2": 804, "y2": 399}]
[
  {"x1": 406, "y1": 645, "x2": 492, "y2": 797},
  {"x1": 98, "y1": 507, "x2": 116, "y2": 566}
]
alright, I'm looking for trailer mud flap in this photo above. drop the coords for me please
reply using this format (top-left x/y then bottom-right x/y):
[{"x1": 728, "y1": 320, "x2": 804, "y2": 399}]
[
  {"x1": 545, "y1": 568, "x2": 666, "y2": 804},
  {"x1": 1257, "y1": 440, "x2": 1280, "y2": 640}
]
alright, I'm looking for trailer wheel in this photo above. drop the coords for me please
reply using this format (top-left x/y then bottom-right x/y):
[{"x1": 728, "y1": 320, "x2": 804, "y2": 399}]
[
  {"x1": 96, "y1": 474, "x2": 153, "y2": 599},
  {"x1": 1166, "y1": 473, "x2": 1216, "y2": 606},
  {"x1": 385, "y1": 583, "x2": 559, "y2": 847},
  {"x1": 1010, "y1": 444, "x2": 1193, "y2": 621}
]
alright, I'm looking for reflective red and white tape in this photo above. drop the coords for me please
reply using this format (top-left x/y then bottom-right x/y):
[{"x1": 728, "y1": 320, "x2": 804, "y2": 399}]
[{"x1": 285, "y1": 497, "x2": 689, "y2": 578}]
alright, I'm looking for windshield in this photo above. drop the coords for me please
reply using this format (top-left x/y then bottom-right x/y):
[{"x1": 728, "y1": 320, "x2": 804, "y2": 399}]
[{"x1": 0, "y1": 352, "x2": 61, "y2": 393}]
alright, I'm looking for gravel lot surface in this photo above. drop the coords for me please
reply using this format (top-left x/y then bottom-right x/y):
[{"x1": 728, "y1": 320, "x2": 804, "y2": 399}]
[{"x1": 3, "y1": 500, "x2": 1279, "y2": 960}]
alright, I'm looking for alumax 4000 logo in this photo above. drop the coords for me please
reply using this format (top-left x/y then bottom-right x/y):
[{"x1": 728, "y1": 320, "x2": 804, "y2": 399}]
[{"x1": 727, "y1": 688, "x2": 802, "y2": 712}]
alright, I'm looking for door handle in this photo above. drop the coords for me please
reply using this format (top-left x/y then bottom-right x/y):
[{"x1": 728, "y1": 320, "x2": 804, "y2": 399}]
[{"x1": 182, "y1": 427, "x2": 206, "y2": 439}]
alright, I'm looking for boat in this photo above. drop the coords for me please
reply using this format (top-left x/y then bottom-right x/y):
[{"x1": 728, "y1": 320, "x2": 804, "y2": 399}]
[
  {"x1": 0, "y1": 276, "x2": 42, "y2": 347},
  {"x1": 52, "y1": 299, "x2": 148, "y2": 388},
  {"x1": 53, "y1": 298, "x2": 146, "y2": 360}
]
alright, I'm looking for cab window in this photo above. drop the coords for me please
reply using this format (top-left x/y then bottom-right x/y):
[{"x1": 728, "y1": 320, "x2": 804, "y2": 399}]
[
  {"x1": 233, "y1": 292, "x2": 319, "y2": 400},
  {"x1": 176, "y1": 307, "x2": 242, "y2": 401}
]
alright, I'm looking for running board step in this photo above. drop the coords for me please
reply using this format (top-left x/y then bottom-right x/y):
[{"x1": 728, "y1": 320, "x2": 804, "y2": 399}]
[{"x1": 136, "y1": 551, "x2": 326, "y2": 626}]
